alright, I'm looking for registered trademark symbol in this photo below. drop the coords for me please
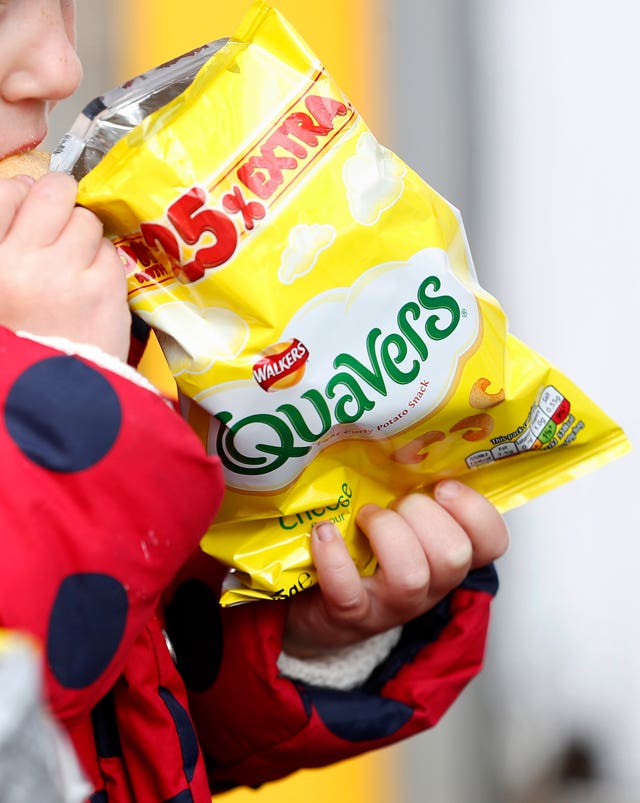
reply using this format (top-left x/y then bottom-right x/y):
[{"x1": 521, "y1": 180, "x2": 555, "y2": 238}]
[{"x1": 461, "y1": 308, "x2": 468, "y2": 317}]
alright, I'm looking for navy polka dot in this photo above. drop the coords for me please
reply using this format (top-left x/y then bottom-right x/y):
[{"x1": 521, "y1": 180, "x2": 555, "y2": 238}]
[
  {"x1": 461, "y1": 563, "x2": 499, "y2": 595},
  {"x1": 47, "y1": 573, "x2": 128, "y2": 689},
  {"x1": 91, "y1": 691, "x2": 122, "y2": 758},
  {"x1": 303, "y1": 687, "x2": 413, "y2": 742},
  {"x1": 159, "y1": 687, "x2": 199, "y2": 783},
  {"x1": 164, "y1": 791, "x2": 194, "y2": 803},
  {"x1": 5, "y1": 356, "x2": 121, "y2": 472},
  {"x1": 365, "y1": 601, "x2": 451, "y2": 691},
  {"x1": 164, "y1": 580, "x2": 223, "y2": 693}
]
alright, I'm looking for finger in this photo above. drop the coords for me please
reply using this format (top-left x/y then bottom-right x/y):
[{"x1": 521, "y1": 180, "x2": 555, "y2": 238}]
[
  {"x1": 96, "y1": 239, "x2": 130, "y2": 293},
  {"x1": 90, "y1": 240, "x2": 131, "y2": 321},
  {"x1": 10, "y1": 172, "x2": 78, "y2": 246},
  {"x1": 389, "y1": 493, "x2": 473, "y2": 599},
  {"x1": 0, "y1": 177, "x2": 33, "y2": 241},
  {"x1": 55, "y1": 205, "x2": 107, "y2": 268},
  {"x1": 355, "y1": 503, "x2": 430, "y2": 609},
  {"x1": 310, "y1": 521, "x2": 370, "y2": 622},
  {"x1": 433, "y1": 480, "x2": 510, "y2": 567}
]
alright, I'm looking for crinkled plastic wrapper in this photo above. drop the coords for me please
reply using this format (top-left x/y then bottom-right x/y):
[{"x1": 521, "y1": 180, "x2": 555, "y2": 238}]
[{"x1": 58, "y1": 1, "x2": 631, "y2": 605}]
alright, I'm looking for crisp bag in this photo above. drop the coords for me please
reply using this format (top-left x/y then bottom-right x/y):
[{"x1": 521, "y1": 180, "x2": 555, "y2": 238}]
[{"x1": 73, "y1": 1, "x2": 630, "y2": 605}]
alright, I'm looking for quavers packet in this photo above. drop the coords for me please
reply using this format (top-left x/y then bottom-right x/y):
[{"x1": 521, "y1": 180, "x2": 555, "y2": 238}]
[{"x1": 73, "y1": 1, "x2": 630, "y2": 604}]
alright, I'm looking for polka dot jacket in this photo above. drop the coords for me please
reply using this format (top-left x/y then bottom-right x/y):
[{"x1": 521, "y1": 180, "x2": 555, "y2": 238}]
[{"x1": 0, "y1": 327, "x2": 499, "y2": 801}]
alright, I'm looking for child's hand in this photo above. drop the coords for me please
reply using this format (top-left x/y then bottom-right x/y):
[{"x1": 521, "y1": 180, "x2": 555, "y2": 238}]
[
  {"x1": 283, "y1": 480, "x2": 509, "y2": 658},
  {"x1": 0, "y1": 173, "x2": 131, "y2": 360}
]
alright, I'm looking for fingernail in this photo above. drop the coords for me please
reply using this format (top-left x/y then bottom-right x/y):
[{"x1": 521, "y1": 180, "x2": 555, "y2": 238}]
[
  {"x1": 12, "y1": 174, "x2": 35, "y2": 186},
  {"x1": 435, "y1": 479, "x2": 462, "y2": 501},
  {"x1": 116, "y1": 246, "x2": 137, "y2": 275},
  {"x1": 358, "y1": 502, "x2": 381, "y2": 516},
  {"x1": 314, "y1": 522, "x2": 336, "y2": 542}
]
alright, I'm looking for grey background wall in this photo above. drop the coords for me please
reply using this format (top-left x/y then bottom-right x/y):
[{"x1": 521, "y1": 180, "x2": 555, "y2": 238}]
[{"x1": 383, "y1": 2, "x2": 640, "y2": 801}]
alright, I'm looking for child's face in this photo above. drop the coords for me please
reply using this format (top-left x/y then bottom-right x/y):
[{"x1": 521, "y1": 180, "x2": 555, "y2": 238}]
[{"x1": 0, "y1": 0, "x2": 82, "y2": 160}]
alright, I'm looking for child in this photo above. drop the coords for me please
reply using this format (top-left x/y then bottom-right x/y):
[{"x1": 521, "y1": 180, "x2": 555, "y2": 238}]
[{"x1": 0, "y1": 1, "x2": 508, "y2": 800}]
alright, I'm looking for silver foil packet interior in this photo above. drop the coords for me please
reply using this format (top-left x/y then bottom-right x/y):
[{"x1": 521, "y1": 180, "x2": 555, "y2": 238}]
[{"x1": 51, "y1": 38, "x2": 227, "y2": 179}]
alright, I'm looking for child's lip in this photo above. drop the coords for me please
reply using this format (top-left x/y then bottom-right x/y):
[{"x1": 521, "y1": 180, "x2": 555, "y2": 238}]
[{"x1": 3, "y1": 136, "x2": 47, "y2": 161}]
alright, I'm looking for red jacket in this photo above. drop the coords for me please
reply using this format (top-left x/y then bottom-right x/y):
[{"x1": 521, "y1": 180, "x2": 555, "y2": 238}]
[{"x1": 0, "y1": 326, "x2": 498, "y2": 801}]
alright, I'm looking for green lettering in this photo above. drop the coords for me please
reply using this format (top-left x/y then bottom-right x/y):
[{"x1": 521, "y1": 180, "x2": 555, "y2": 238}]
[
  {"x1": 326, "y1": 372, "x2": 375, "y2": 423},
  {"x1": 397, "y1": 301, "x2": 429, "y2": 360},
  {"x1": 216, "y1": 410, "x2": 309, "y2": 475},
  {"x1": 276, "y1": 389, "x2": 332, "y2": 443},
  {"x1": 381, "y1": 332, "x2": 420, "y2": 384},
  {"x1": 333, "y1": 328, "x2": 387, "y2": 395},
  {"x1": 417, "y1": 276, "x2": 460, "y2": 340}
]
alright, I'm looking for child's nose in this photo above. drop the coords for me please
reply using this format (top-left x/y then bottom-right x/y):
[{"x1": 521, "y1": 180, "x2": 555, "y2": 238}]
[{"x1": 3, "y1": 17, "x2": 83, "y2": 103}]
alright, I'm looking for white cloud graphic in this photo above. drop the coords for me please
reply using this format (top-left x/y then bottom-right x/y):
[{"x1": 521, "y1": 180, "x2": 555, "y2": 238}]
[
  {"x1": 278, "y1": 223, "x2": 336, "y2": 285},
  {"x1": 203, "y1": 248, "x2": 480, "y2": 493},
  {"x1": 343, "y1": 131, "x2": 406, "y2": 225},
  {"x1": 145, "y1": 302, "x2": 249, "y2": 376}
]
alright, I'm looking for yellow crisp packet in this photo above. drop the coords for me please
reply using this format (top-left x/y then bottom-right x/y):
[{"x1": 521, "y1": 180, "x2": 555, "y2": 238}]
[{"x1": 78, "y1": 1, "x2": 630, "y2": 605}]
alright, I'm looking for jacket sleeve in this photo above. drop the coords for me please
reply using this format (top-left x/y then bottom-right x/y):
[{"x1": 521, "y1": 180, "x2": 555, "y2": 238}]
[
  {"x1": 0, "y1": 327, "x2": 224, "y2": 730},
  {"x1": 163, "y1": 548, "x2": 499, "y2": 794}
]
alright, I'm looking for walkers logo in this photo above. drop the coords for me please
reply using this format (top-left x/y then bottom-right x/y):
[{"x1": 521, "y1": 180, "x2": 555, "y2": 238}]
[{"x1": 253, "y1": 339, "x2": 309, "y2": 391}]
